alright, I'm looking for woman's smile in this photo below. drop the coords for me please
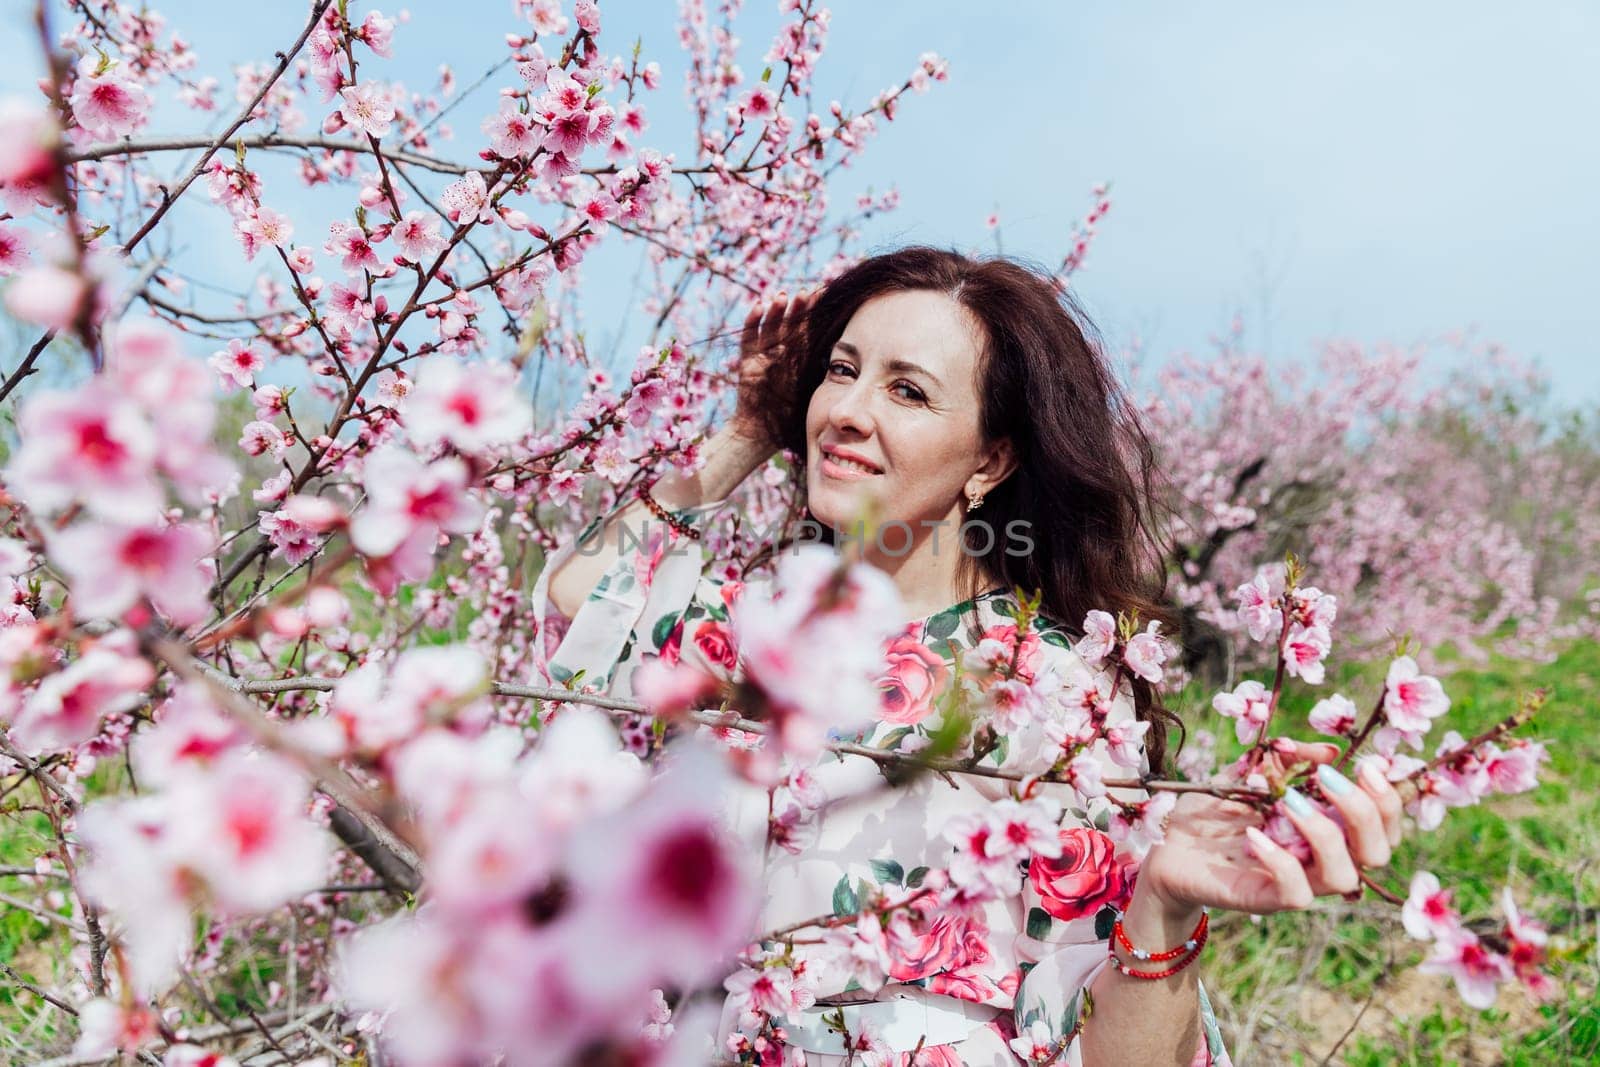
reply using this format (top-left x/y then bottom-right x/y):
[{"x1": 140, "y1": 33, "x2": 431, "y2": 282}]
[{"x1": 819, "y1": 444, "x2": 884, "y2": 480}]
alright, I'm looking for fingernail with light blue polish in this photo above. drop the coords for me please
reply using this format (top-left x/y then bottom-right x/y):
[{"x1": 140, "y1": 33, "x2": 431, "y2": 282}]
[
  {"x1": 1317, "y1": 764, "x2": 1355, "y2": 796},
  {"x1": 1283, "y1": 787, "x2": 1314, "y2": 816}
]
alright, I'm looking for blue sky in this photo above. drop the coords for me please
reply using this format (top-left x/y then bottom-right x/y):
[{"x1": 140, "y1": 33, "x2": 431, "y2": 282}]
[{"x1": 5, "y1": 0, "x2": 1597, "y2": 405}]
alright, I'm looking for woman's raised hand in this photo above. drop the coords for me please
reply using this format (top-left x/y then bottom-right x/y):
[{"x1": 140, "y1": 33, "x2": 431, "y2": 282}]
[
  {"x1": 1137, "y1": 739, "x2": 1407, "y2": 915},
  {"x1": 730, "y1": 289, "x2": 811, "y2": 449}
]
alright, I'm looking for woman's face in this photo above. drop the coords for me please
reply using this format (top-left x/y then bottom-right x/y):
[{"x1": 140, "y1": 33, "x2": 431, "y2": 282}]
[{"x1": 804, "y1": 289, "x2": 1014, "y2": 541}]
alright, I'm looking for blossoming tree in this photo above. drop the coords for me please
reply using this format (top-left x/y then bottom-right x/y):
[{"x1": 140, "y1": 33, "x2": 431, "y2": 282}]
[{"x1": 0, "y1": 1, "x2": 1576, "y2": 1064}]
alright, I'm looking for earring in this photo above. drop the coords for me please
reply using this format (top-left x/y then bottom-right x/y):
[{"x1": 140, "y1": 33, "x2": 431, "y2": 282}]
[{"x1": 967, "y1": 489, "x2": 985, "y2": 512}]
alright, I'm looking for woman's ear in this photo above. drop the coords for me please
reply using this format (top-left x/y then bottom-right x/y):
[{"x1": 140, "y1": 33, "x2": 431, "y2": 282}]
[{"x1": 972, "y1": 437, "x2": 1017, "y2": 497}]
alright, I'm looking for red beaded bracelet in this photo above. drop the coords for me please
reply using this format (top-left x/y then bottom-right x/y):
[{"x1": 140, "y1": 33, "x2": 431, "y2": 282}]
[
  {"x1": 1107, "y1": 906, "x2": 1210, "y2": 980},
  {"x1": 1113, "y1": 905, "x2": 1209, "y2": 962}
]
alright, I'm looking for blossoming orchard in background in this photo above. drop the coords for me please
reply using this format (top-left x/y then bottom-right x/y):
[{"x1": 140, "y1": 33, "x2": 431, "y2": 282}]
[{"x1": 0, "y1": 0, "x2": 1588, "y2": 1064}]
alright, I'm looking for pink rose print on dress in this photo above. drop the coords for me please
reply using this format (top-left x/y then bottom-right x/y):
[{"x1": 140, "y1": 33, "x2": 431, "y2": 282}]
[
  {"x1": 1027, "y1": 826, "x2": 1132, "y2": 923},
  {"x1": 887, "y1": 910, "x2": 977, "y2": 983},
  {"x1": 691, "y1": 619, "x2": 739, "y2": 673},
  {"x1": 876, "y1": 633, "x2": 950, "y2": 725},
  {"x1": 657, "y1": 617, "x2": 685, "y2": 666}
]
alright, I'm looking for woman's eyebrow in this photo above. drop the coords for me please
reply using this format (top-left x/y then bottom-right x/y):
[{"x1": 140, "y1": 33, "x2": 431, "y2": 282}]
[{"x1": 834, "y1": 340, "x2": 943, "y2": 388}]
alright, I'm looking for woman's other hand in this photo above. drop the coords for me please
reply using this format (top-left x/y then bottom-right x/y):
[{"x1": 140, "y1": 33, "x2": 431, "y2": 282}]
[
  {"x1": 1136, "y1": 738, "x2": 1407, "y2": 916},
  {"x1": 731, "y1": 289, "x2": 810, "y2": 449}
]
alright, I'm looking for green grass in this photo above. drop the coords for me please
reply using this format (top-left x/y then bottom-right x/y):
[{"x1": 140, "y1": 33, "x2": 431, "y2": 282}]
[{"x1": 1188, "y1": 637, "x2": 1600, "y2": 1064}]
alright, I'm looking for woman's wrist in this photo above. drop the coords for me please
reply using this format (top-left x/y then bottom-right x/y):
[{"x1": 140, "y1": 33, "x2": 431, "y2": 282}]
[
  {"x1": 1122, "y1": 863, "x2": 1204, "y2": 948},
  {"x1": 651, "y1": 423, "x2": 775, "y2": 511}
]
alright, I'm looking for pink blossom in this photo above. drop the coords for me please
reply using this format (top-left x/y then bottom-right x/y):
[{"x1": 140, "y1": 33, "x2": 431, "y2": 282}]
[
  {"x1": 733, "y1": 546, "x2": 904, "y2": 759},
  {"x1": 818, "y1": 911, "x2": 893, "y2": 995},
  {"x1": 259, "y1": 508, "x2": 322, "y2": 565},
  {"x1": 50, "y1": 520, "x2": 214, "y2": 626},
  {"x1": 1499, "y1": 886, "x2": 1556, "y2": 1001},
  {"x1": 76, "y1": 795, "x2": 199, "y2": 992},
  {"x1": 539, "y1": 85, "x2": 610, "y2": 156},
  {"x1": 10, "y1": 639, "x2": 154, "y2": 753},
  {"x1": 578, "y1": 189, "x2": 619, "y2": 232},
  {"x1": 723, "y1": 963, "x2": 812, "y2": 1031},
  {"x1": 1383, "y1": 656, "x2": 1450, "y2": 745},
  {"x1": 325, "y1": 282, "x2": 375, "y2": 336},
  {"x1": 349, "y1": 447, "x2": 484, "y2": 589},
  {"x1": 1481, "y1": 739, "x2": 1545, "y2": 794},
  {"x1": 1065, "y1": 749, "x2": 1107, "y2": 804},
  {"x1": 167, "y1": 749, "x2": 329, "y2": 913},
  {"x1": 483, "y1": 100, "x2": 542, "y2": 158},
  {"x1": 164, "y1": 1046, "x2": 240, "y2": 1067},
  {"x1": 177, "y1": 76, "x2": 219, "y2": 113},
  {"x1": 1401, "y1": 870, "x2": 1461, "y2": 941},
  {"x1": 441, "y1": 170, "x2": 493, "y2": 225},
  {"x1": 359, "y1": 11, "x2": 396, "y2": 57},
  {"x1": 1074, "y1": 609, "x2": 1116, "y2": 668},
  {"x1": 1307, "y1": 692, "x2": 1357, "y2": 736},
  {"x1": 1282, "y1": 623, "x2": 1331, "y2": 684},
  {"x1": 944, "y1": 797, "x2": 1061, "y2": 897},
  {"x1": 253, "y1": 468, "x2": 292, "y2": 504},
  {"x1": 392, "y1": 211, "x2": 445, "y2": 262},
  {"x1": 519, "y1": 709, "x2": 648, "y2": 831},
  {"x1": 209, "y1": 338, "x2": 266, "y2": 391},
  {"x1": 3, "y1": 265, "x2": 88, "y2": 330},
  {"x1": 740, "y1": 86, "x2": 778, "y2": 120},
  {"x1": 574, "y1": 0, "x2": 601, "y2": 33},
  {"x1": 337, "y1": 82, "x2": 396, "y2": 138},
  {"x1": 1234, "y1": 570, "x2": 1284, "y2": 642},
  {"x1": 1418, "y1": 927, "x2": 1513, "y2": 1010},
  {"x1": 6, "y1": 382, "x2": 160, "y2": 519},
  {"x1": 1102, "y1": 715, "x2": 1151, "y2": 770},
  {"x1": 1107, "y1": 790, "x2": 1177, "y2": 861},
  {"x1": 406, "y1": 358, "x2": 530, "y2": 455},
  {"x1": 326, "y1": 220, "x2": 383, "y2": 273},
  {"x1": 0, "y1": 224, "x2": 29, "y2": 275},
  {"x1": 68, "y1": 57, "x2": 151, "y2": 140},
  {"x1": 1291, "y1": 585, "x2": 1338, "y2": 631},
  {"x1": 1212, "y1": 678, "x2": 1272, "y2": 745},
  {"x1": 984, "y1": 676, "x2": 1042, "y2": 734},
  {"x1": 131, "y1": 683, "x2": 248, "y2": 787},
  {"x1": 103, "y1": 322, "x2": 237, "y2": 505},
  {"x1": 566, "y1": 743, "x2": 756, "y2": 992},
  {"x1": 238, "y1": 419, "x2": 288, "y2": 456},
  {"x1": 1122, "y1": 620, "x2": 1169, "y2": 684},
  {"x1": 236, "y1": 206, "x2": 293, "y2": 259},
  {"x1": 0, "y1": 97, "x2": 58, "y2": 188},
  {"x1": 252, "y1": 384, "x2": 288, "y2": 419},
  {"x1": 72, "y1": 998, "x2": 159, "y2": 1057}
]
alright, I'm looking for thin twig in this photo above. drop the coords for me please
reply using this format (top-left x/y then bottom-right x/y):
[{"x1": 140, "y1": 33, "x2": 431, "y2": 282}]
[{"x1": 118, "y1": 0, "x2": 336, "y2": 254}]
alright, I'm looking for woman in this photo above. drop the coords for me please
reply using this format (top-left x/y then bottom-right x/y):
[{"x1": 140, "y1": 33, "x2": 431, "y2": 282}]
[{"x1": 532, "y1": 248, "x2": 1405, "y2": 1065}]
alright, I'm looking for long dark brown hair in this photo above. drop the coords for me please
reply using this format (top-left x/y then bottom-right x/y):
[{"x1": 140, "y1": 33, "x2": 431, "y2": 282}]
[{"x1": 743, "y1": 246, "x2": 1184, "y2": 772}]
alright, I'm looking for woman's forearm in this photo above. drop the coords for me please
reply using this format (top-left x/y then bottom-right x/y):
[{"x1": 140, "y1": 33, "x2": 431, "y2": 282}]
[
  {"x1": 545, "y1": 424, "x2": 774, "y2": 617},
  {"x1": 1078, "y1": 879, "x2": 1204, "y2": 1066}
]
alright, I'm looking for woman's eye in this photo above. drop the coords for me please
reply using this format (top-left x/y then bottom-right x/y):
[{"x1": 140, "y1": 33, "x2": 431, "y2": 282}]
[
  {"x1": 893, "y1": 381, "x2": 926, "y2": 402},
  {"x1": 826, "y1": 360, "x2": 855, "y2": 378}
]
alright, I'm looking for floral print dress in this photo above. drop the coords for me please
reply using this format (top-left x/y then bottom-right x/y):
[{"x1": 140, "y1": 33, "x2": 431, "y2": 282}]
[{"x1": 530, "y1": 504, "x2": 1232, "y2": 1066}]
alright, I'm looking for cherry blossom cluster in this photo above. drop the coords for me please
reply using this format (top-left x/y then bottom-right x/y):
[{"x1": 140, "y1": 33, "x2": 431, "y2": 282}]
[
  {"x1": 333, "y1": 704, "x2": 755, "y2": 1065},
  {"x1": 1202, "y1": 559, "x2": 1557, "y2": 1005},
  {"x1": 636, "y1": 542, "x2": 906, "y2": 777},
  {"x1": 1403, "y1": 872, "x2": 1556, "y2": 1009}
]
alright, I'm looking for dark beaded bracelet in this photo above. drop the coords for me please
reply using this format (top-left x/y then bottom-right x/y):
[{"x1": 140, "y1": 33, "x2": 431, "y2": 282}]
[{"x1": 634, "y1": 480, "x2": 701, "y2": 541}]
